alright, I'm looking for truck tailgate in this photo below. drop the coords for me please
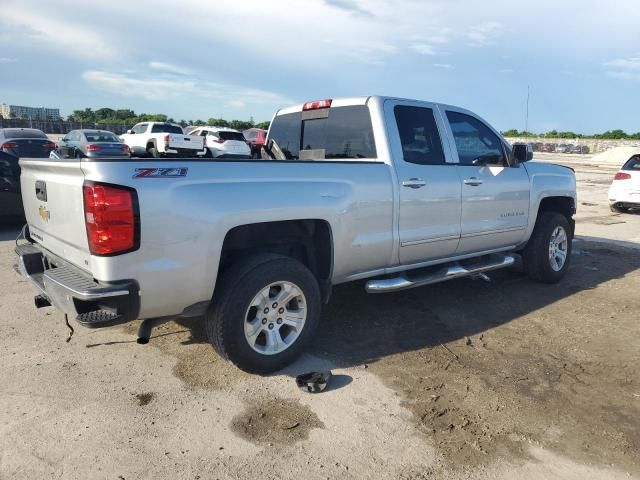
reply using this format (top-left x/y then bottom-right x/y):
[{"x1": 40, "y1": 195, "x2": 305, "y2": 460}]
[
  {"x1": 19, "y1": 158, "x2": 91, "y2": 271},
  {"x1": 168, "y1": 134, "x2": 204, "y2": 150}
]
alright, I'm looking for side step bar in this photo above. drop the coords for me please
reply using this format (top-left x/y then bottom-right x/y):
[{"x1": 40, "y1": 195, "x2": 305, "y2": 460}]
[{"x1": 366, "y1": 254, "x2": 515, "y2": 293}]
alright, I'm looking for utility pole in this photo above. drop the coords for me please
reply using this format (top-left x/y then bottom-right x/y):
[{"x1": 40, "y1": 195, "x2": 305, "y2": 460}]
[{"x1": 525, "y1": 84, "x2": 530, "y2": 134}]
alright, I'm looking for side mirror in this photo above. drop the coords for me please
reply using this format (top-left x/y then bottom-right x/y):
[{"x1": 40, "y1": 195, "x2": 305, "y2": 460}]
[
  {"x1": 512, "y1": 143, "x2": 533, "y2": 164},
  {"x1": 126, "y1": 129, "x2": 134, "y2": 134}
]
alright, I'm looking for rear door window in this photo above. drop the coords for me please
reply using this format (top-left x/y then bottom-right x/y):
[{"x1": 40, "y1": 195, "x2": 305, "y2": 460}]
[
  {"x1": 446, "y1": 111, "x2": 505, "y2": 166},
  {"x1": 267, "y1": 105, "x2": 377, "y2": 160},
  {"x1": 394, "y1": 106, "x2": 445, "y2": 165}
]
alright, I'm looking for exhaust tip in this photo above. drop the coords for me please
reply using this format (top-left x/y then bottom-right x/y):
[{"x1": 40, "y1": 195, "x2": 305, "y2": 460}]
[{"x1": 136, "y1": 337, "x2": 149, "y2": 345}]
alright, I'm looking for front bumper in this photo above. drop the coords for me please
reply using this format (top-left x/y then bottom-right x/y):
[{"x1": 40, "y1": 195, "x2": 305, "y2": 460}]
[{"x1": 15, "y1": 242, "x2": 139, "y2": 327}]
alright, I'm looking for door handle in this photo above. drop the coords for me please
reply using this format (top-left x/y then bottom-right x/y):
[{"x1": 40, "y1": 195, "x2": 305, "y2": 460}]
[
  {"x1": 402, "y1": 178, "x2": 426, "y2": 189},
  {"x1": 463, "y1": 177, "x2": 483, "y2": 186}
]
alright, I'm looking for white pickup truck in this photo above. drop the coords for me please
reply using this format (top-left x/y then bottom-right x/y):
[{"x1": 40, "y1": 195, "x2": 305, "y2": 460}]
[
  {"x1": 120, "y1": 121, "x2": 206, "y2": 157},
  {"x1": 15, "y1": 96, "x2": 576, "y2": 373}
]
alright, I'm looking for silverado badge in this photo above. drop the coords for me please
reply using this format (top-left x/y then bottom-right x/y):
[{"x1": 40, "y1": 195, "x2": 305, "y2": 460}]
[{"x1": 38, "y1": 205, "x2": 50, "y2": 222}]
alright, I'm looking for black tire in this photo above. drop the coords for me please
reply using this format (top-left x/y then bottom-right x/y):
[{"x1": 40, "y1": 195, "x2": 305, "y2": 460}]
[
  {"x1": 610, "y1": 204, "x2": 628, "y2": 214},
  {"x1": 204, "y1": 148, "x2": 213, "y2": 158},
  {"x1": 74, "y1": 150, "x2": 83, "y2": 159},
  {"x1": 206, "y1": 254, "x2": 321, "y2": 374},
  {"x1": 147, "y1": 145, "x2": 160, "y2": 158},
  {"x1": 522, "y1": 212, "x2": 573, "y2": 284}
]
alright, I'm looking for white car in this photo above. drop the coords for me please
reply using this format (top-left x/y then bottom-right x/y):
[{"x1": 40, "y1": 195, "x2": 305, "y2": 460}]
[
  {"x1": 608, "y1": 154, "x2": 640, "y2": 213},
  {"x1": 189, "y1": 127, "x2": 251, "y2": 158}
]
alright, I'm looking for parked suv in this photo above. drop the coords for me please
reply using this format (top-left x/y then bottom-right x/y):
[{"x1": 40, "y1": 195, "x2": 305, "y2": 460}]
[{"x1": 190, "y1": 127, "x2": 251, "y2": 158}]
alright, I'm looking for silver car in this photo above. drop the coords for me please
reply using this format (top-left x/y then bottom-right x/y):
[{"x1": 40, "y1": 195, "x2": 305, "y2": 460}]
[{"x1": 56, "y1": 129, "x2": 130, "y2": 158}]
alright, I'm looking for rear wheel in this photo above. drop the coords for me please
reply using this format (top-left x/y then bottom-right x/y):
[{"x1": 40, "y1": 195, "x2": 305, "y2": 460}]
[
  {"x1": 522, "y1": 212, "x2": 572, "y2": 283},
  {"x1": 610, "y1": 204, "x2": 629, "y2": 213},
  {"x1": 147, "y1": 145, "x2": 160, "y2": 158},
  {"x1": 206, "y1": 254, "x2": 321, "y2": 374}
]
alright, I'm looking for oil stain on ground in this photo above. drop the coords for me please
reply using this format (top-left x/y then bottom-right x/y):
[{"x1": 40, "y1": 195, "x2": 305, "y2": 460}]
[
  {"x1": 230, "y1": 397, "x2": 324, "y2": 446},
  {"x1": 135, "y1": 392, "x2": 155, "y2": 406}
]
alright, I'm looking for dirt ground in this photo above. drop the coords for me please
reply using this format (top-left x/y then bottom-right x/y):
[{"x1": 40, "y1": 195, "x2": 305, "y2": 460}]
[{"x1": 1, "y1": 154, "x2": 639, "y2": 479}]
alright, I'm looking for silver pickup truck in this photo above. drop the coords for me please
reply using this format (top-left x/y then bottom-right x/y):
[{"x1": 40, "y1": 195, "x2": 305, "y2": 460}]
[{"x1": 15, "y1": 96, "x2": 576, "y2": 373}]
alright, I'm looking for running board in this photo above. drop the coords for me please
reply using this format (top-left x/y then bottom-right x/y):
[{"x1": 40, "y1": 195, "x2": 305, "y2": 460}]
[{"x1": 365, "y1": 254, "x2": 515, "y2": 293}]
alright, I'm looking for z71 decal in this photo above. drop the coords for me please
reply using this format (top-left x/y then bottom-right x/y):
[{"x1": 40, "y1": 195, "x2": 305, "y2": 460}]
[{"x1": 133, "y1": 167, "x2": 188, "y2": 178}]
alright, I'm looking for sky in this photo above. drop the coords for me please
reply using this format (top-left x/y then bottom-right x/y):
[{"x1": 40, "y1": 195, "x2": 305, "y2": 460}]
[{"x1": 1, "y1": 0, "x2": 639, "y2": 133}]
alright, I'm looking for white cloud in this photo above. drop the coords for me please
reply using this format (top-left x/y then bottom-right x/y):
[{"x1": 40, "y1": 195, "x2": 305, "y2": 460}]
[
  {"x1": 604, "y1": 55, "x2": 640, "y2": 81},
  {"x1": 411, "y1": 44, "x2": 438, "y2": 56},
  {"x1": 466, "y1": 21, "x2": 504, "y2": 47},
  {"x1": 499, "y1": 68, "x2": 514, "y2": 73},
  {"x1": 606, "y1": 71, "x2": 640, "y2": 81},
  {"x1": 82, "y1": 70, "x2": 294, "y2": 106},
  {"x1": 433, "y1": 63, "x2": 454, "y2": 70},
  {"x1": 0, "y1": 5, "x2": 114, "y2": 58},
  {"x1": 604, "y1": 56, "x2": 640, "y2": 70},
  {"x1": 0, "y1": 57, "x2": 17, "y2": 63},
  {"x1": 149, "y1": 61, "x2": 193, "y2": 75}
]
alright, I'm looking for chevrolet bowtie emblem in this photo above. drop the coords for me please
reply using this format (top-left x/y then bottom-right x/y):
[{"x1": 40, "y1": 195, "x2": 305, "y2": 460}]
[{"x1": 38, "y1": 206, "x2": 50, "y2": 222}]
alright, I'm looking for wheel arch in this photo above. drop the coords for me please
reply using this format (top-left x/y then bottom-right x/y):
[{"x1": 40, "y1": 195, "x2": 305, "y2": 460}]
[{"x1": 217, "y1": 219, "x2": 334, "y2": 303}]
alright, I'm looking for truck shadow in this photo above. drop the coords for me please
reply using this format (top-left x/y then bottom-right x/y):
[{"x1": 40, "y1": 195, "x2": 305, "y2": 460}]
[
  {"x1": 305, "y1": 237, "x2": 640, "y2": 368},
  {"x1": 171, "y1": 236, "x2": 640, "y2": 372}
]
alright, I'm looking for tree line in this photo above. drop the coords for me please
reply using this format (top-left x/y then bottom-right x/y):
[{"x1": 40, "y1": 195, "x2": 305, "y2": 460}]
[
  {"x1": 65, "y1": 107, "x2": 270, "y2": 130},
  {"x1": 501, "y1": 128, "x2": 640, "y2": 140}
]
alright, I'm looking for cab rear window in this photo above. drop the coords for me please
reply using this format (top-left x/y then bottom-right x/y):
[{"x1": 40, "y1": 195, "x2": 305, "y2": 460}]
[
  {"x1": 267, "y1": 105, "x2": 377, "y2": 160},
  {"x1": 151, "y1": 124, "x2": 184, "y2": 134}
]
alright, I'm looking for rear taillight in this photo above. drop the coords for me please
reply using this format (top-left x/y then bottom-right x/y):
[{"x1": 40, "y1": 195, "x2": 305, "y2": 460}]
[
  {"x1": 1, "y1": 142, "x2": 18, "y2": 149},
  {"x1": 86, "y1": 144, "x2": 102, "y2": 152},
  {"x1": 614, "y1": 172, "x2": 632, "y2": 181},
  {"x1": 121, "y1": 144, "x2": 130, "y2": 154},
  {"x1": 43, "y1": 142, "x2": 56, "y2": 150},
  {"x1": 164, "y1": 134, "x2": 170, "y2": 145},
  {"x1": 302, "y1": 99, "x2": 332, "y2": 111},
  {"x1": 83, "y1": 182, "x2": 139, "y2": 256}
]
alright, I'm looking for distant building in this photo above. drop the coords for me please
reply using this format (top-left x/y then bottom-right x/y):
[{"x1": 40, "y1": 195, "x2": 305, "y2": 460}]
[{"x1": 0, "y1": 103, "x2": 60, "y2": 121}]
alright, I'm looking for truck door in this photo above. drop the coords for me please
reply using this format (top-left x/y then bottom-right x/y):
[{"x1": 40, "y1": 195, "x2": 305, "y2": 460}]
[
  {"x1": 385, "y1": 100, "x2": 462, "y2": 265},
  {"x1": 441, "y1": 108, "x2": 530, "y2": 255}
]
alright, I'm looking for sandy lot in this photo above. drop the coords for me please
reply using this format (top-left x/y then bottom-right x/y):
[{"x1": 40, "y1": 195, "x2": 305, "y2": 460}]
[{"x1": 1, "y1": 155, "x2": 639, "y2": 479}]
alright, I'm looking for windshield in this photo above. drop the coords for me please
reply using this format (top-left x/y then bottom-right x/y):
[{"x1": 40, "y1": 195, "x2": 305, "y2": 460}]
[{"x1": 84, "y1": 132, "x2": 121, "y2": 142}]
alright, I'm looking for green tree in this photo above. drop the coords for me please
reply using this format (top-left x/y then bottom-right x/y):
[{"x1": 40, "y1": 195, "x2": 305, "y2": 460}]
[
  {"x1": 255, "y1": 121, "x2": 270, "y2": 130},
  {"x1": 208, "y1": 118, "x2": 229, "y2": 127}
]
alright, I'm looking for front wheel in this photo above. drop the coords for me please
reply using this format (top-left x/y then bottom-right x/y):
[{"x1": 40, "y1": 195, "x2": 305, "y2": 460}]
[
  {"x1": 610, "y1": 204, "x2": 629, "y2": 214},
  {"x1": 522, "y1": 212, "x2": 573, "y2": 283},
  {"x1": 206, "y1": 254, "x2": 321, "y2": 374}
]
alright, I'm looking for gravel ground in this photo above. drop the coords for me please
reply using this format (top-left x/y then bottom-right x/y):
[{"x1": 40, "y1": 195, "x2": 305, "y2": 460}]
[{"x1": 1, "y1": 155, "x2": 639, "y2": 479}]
